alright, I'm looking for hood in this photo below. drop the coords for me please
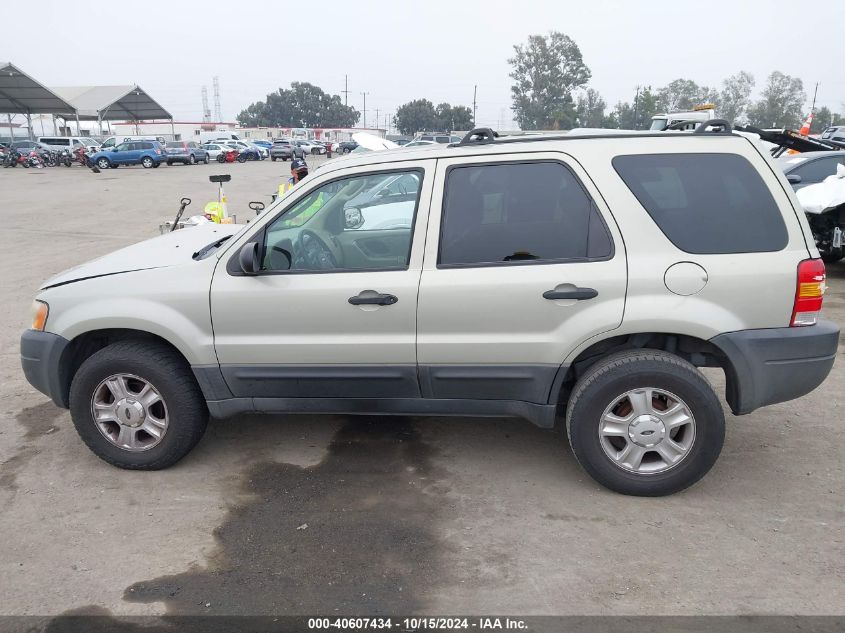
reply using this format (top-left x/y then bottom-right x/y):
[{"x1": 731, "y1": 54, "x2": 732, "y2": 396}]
[{"x1": 41, "y1": 223, "x2": 242, "y2": 289}]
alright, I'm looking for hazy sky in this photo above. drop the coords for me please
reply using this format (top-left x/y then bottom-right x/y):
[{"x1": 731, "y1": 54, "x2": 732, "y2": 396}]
[{"x1": 8, "y1": 0, "x2": 845, "y2": 129}]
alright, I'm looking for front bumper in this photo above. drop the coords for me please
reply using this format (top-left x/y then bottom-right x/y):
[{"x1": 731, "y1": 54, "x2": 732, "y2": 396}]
[
  {"x1": 710, "y1": 320, "x2": 840, "y2": 415},
  {"x1": 20, "y1": 330, "x2": 70, "y2": 407}
]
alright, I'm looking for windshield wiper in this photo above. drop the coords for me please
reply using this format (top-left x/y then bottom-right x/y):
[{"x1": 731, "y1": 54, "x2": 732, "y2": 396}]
[{"x1": 193, "y1": 235, "x2": 233, "y2": 260}]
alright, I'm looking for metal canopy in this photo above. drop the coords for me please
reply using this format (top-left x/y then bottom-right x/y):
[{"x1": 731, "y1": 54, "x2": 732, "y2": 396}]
[
  {"x1": 0, "y1": 62, "x2": 77, "y2": 114},
  {"x1": 51, "y1": 85, "x2": 172, "y2": 121}
]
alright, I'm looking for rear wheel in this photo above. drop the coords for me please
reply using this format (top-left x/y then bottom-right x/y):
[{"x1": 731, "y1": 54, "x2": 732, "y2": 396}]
[
  {"x1": 217, "y1": 154, "x2": 225, "y2": 163},
  {"x1": 203, "y1": 154, "x2": 209, "y2": 164},
  {"x1": 166, "y1": 160, "x2": 173, "y2": 166},
  {"x1": 141, "y1": 156, "x2": 154, "y2": 169},
  {"x1": 69, "y1": 341, "x2": 209, "y2": 470},
  {"x1": 189, "y1": 154, "x2": 196, "y2": 165},
  {"x1": 566, "y1": 349, "x2": 725, "y2": 496},
  {"x1": 271, "y1": 156, "x2": 277, "y2": 161}
]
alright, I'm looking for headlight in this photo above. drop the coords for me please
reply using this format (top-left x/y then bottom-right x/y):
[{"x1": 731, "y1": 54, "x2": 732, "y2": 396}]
[{"x1": 31, "y1": 300, "x2": 49, "y2": 331}]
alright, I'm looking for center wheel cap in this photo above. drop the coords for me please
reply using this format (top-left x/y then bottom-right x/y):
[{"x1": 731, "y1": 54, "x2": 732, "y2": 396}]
[
  {"x1": 628, "y1": 415, "x2": 666, "y2": 448},
  {"x1": 115, "y1": 398, "x2": 146, "y2": 428}
]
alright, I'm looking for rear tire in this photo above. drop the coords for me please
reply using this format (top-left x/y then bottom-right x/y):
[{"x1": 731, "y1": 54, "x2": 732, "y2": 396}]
[
  {"x1": 69, "y1": 340, "x2": 208, "y2": 470},
  {"x1": 189, "y1": 154, "x2": 196, "y2": 165},
  {"x1": 141, "y1": 156, "x2": 154, "y2": 169},
  {"x1": 565, "y1": 349, "x2": 725, "y2": 496},
  {"x1": 203, "y1": 154, "x2": 209, "y2": 164},
  {"x1": 217, "y1": 154, "x2": 225, "y2": 163},
  {"x1": 271, "y1": 156, "x2": 277, "y2": 161}
]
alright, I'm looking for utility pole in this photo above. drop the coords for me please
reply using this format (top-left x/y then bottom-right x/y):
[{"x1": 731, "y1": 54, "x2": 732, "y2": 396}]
[
  {"x1": 472, "y1": 85, "x2": 477, "y2": 127},
  {"x1": 342, "y1": 74, "x2": 350, "y2": 107},
  {"x1": 631, "y1": 85, "x2": 641, "y2": 130},
  {"x1": 361, "y1": 91, "x2": 369, "y2": 128},
  {"x1": 375, "y1": 108, "x2": 380, "y2": 130}
]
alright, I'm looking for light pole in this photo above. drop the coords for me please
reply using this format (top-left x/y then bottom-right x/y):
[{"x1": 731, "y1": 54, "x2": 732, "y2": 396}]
[{"x1": 361, "y1": 92, "x2": 368, "y2": 128}]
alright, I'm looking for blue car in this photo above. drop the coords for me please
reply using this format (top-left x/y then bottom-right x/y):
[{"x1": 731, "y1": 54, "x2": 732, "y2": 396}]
[
  {"x1": 251, "y1": 140, "x2": 272, "y2": 149},
  {"x1": 90, "y1": 140, "x2": 165, "y2": 169}
]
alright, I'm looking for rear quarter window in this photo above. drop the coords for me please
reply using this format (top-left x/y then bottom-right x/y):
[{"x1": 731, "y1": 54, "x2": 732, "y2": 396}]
[{"x1": 612, "y1": 153, "x2": 788, "y2": 254}]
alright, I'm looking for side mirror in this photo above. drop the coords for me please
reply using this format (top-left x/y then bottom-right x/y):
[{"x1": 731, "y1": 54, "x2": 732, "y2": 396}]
[
  {"x1": 344, "y1": 207, "x2": 364, "y2": 229},
  {"x1": 249, "y1": 201, "x2": 266, "y2": 216},
  {"x1": 238, "y1": 241, "x2": 262, "y2": 274},
  {"x1": 787, "y1": 174, "x2": 802, "y2": 184}
]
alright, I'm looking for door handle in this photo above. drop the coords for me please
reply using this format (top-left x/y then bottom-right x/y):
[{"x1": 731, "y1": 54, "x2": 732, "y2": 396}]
[
  {"x1": 543, "y1": 287, "x2": 598, "y2": 301},
  {"x1": 348, "y1": 292, "x2": 398, "y2": 306}
]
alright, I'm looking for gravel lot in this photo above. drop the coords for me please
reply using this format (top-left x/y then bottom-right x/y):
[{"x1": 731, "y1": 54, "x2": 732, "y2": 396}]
[{"x1": 1, "y1": 158, "x2": 843, "y2": 618}]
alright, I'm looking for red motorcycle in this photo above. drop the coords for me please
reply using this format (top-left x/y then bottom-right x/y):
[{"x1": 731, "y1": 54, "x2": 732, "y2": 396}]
[
  {"x1": 216, "y1": 148, "x2": 239, "y2": 163},
  {"x1": 70, "y1": 145, "x2": 92, "y2": 167}
]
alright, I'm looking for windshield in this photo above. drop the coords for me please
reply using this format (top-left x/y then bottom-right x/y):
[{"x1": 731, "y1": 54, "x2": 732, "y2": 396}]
[{"x1": 649, "y1": 118, "x2": 668, "y2": 131}]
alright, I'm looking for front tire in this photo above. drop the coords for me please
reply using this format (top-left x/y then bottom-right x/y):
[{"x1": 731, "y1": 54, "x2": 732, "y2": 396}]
[
  {"x1": 96, "y1": 157, "x2": 110, "y2": 170},
  {"x1": 203, "y1": 154, "x2": 209, "y2": 164},
  {"x1": 566, "y1": 349, "x2": 725, "y2": 497},
  {"x1": 69, "y1": 341, "x2": 208, "y2": 470},
  {"x1": 189, "y1": 154, "x2": 196, "y2": 165}
]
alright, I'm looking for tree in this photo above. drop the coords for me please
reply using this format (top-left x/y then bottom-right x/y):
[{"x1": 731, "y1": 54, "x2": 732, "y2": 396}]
[
  {"x1": 607, "y1": 86, "x2": 660, "y2": 130},
  {"x1": 576, "y1": 88, "x2": 606, "y2": 128},
  {"x1": 509, "y1": 31, "x2": 591, "y2": 130},
  {"x1": 810, "y1": 107, "x2": 833, "y2": 134},
  {"x1": 394, "y1": 99, "x2": 437, "y2": 136},
  {"x1": 236, "y1": 82, "x2": 359, "y2": 128},
  {"x1": 747, "y1": 71, "x2": 805, "y2": 129},
  {"x1": 656, "y1": 78, "x2": 719, "y2": 113},
  {"x1": 719, "y1": 71, "x2": 755, "y2": 124},
  {"x1": 434, "y1": 103, "x2": 473, "y2": 132}
]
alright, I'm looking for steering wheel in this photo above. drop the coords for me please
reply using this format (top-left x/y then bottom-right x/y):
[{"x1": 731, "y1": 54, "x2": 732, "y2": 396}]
[{"x1": 294, "y1": 229, "x2": 339, "y2": 270}]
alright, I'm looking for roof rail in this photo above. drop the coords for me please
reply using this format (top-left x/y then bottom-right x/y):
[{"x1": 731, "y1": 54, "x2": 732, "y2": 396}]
[
  {"x1": 693, "y1": 119, "x2": 732, "y2": 134},
  {"x1": 457, "y1": 128, "x2": 499, "y2": 146}
]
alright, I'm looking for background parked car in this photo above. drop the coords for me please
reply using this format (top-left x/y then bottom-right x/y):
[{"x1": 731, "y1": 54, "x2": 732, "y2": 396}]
[
  {"x1": 221, "y1": 141, "x2": 260, "y2": 161},
  {"x1": 100, "y1": 135, "x2": 166, "y2": 150},
  {"x1": 296, "y1": 139, "x2": 326, "y2": 155},
  {"x1": 250, "y1": 140, "x2": 273, "y2": 150},
  {"x1": 270, "y1": 140, "x2": 295, "y2": 161},
  {"x1": 165, "y1": 141, "x2": 209, "y2": 165},
  {"x1": 337, "y1": 141, "x2": 358, "y2": 154},
  {"x1": 820, "y1": 126, "x2": 845, "y2": 145},
  {"x1": 779, "y1": 151, "x2": 845, "y2": 190},
  {"x1": 37, "y1": 136, "x2": 100, "y2": 153},
  {"x1": 90, "y1": 140, "x2": 165, "y2": 169},
  {"x1": 200, "y1": 142, "x2": 231, "y2": 161}
]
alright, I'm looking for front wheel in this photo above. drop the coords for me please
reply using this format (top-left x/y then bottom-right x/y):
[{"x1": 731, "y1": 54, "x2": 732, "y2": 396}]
[
  {"x1": 566, "y1": 349, "x2": 725, "y2": 496},
  {"x1": 237, "y1": 155, "x2": 247, "y2": 163},
  {"x1": 96, "y1": 157, "x2": 110, "y2": 170},
  {"x1": 141, "y1": 156, "x2": 154, "y2": 168},
  {"x1": 189, "y1": 154, "x2": 196, "y2": 165},
  {"x1": 217, "y1": 154, "x2": 225, "y2": 163},
  {"x1": 203, "y1": 154, "x2": 210, "y2": 164},
  {"x1": 69, "y1": 341, "x2": 209, "y2": 470}
]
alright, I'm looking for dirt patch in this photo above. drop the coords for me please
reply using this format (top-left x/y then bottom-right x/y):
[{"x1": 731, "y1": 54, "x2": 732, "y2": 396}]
[
  {"x1": 120, "y1": 416, "x2": 451, "y2": 615},
  {"x1": 16, "y1": 401, "x2": 63, "y2": 440}
]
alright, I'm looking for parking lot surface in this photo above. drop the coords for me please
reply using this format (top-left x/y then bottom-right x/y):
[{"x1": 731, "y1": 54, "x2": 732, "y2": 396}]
[{"x1": 1, "y1": 160, "x2": 843, "y2": 616}]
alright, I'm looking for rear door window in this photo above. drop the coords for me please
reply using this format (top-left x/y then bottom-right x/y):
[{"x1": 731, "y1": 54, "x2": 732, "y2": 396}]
[
  {"x1": 613, "y1": 153, "x2": 788, "y2": 254},
  {"x1": 439, "y1": 161, "x2": 613, "y2": 267}
]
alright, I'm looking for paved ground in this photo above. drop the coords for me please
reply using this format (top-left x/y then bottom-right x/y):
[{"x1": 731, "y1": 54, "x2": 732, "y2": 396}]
[{"x1": 0, "y1": 158, "x2": 843, "y2": 617}]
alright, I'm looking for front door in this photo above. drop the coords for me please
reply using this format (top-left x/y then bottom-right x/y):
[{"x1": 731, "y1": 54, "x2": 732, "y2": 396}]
[
  {"x1": 210, "y1": 161, "x2": 434, "y2": 399},
  {"x1": 416, "y1": 152, "x2": 627, "y2": 404}
]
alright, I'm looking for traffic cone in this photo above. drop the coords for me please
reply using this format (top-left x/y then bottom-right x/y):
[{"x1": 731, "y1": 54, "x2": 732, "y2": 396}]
[{"x1": 799, "y1": 112, "x2": 814, "y2": 136}]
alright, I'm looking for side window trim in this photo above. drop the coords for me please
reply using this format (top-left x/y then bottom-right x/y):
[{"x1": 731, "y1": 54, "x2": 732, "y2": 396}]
[
  {"x1": 436, "y1": 158, "x2": 615, "y2": 270},
  {"x1": 225, "y1": 166, "x2": 427, "y2": 277}
]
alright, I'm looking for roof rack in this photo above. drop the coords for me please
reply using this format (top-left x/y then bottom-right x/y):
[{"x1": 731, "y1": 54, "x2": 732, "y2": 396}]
[
  {"x1": 457, "y1": 128, "x2": 500, "y2": 145},
  {"x1": 452, "y1": 123, "x2": 737, "y2": 149}
]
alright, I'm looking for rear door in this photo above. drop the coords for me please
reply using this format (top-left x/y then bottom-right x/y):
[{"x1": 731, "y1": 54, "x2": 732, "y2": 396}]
[{"x1": 416, "y1": 152, "x2": 627, "y2": 403}]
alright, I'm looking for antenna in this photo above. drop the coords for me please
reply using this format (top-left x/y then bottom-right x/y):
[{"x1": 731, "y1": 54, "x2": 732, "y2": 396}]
[
  {"x1": 201, "y1": 86, "x2": 211, "y2": 123},
  {"x1": 213, "y1": 76, "x2": 222, "y2": 122}
]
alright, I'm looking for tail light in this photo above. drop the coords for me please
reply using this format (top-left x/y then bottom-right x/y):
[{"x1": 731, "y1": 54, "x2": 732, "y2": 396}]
[
  {"x1": 791, "y1": 258, "x2": 826, "y2": 326},
  {"x1": 155, "y1": 149, "x2": 161, "y2": 155}
]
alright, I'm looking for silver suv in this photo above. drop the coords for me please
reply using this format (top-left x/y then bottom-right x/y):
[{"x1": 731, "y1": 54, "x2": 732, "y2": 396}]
[{"x1": 20, "y1": 125, "x2": 839, "y2": 496}]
